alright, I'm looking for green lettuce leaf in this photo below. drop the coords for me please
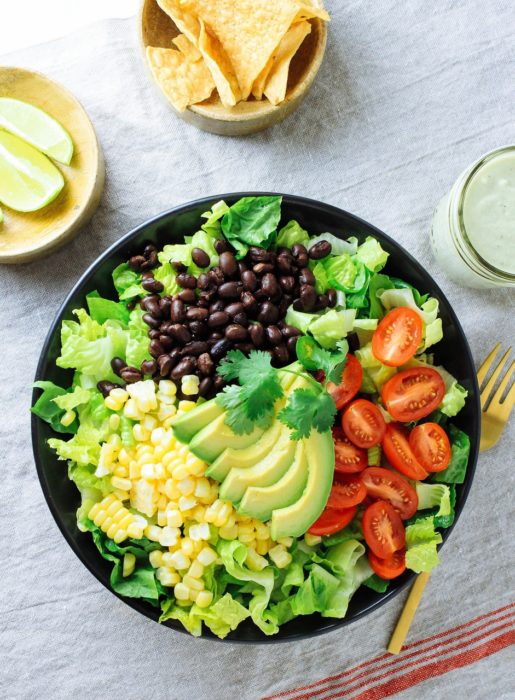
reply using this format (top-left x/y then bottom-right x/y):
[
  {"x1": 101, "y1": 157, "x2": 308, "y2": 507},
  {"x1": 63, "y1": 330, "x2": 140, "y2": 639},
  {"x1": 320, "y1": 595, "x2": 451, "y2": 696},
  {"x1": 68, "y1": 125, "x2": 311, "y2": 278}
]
[
  {"x1": 112, "y1": 263, "x2": 145, "y2": 301},
  {"x1": 312, "y1": 261, "x2": 329, "y2": 294},
  {"x1": 31, "y1": 380, "x2": 78, "y2": 434},
  {"x1": 221, "y1": 196, "x2": 282, "y2": 258},
  {"x1": 86, "y1": 291, "x2": 130, "y2": 326},
  {"x1": 201, "y1": 199, "x2": 229, "y2": 237},
  {"x1": 322, "y1": 254, "x2": 357, "y2": 292},
  {"x1": 405, "y1": 517, "x2": 442, "y2": 573},
  {"x1": 153, "y1": 262, "x2": 181, "y2": 296},
  {"x1": 309, "y1": 309, "x2": 357, "y2": 349},
  {"x1": 368, "y1": 273, "x2": 395, "y2": 320},
  {"x1": 389, "y1": 277, "x2": 429, "y2": 307},
  {"x1": 354, "y1": 237, "x2": 389, "y2": 272},
  {"x1": 440, "y1": 381, "x2": 468, "y2": 417},
  {"x1": 309, "y1": 233, "x2": 359, "y2": 257},
  {"x1": 276, "y1": 220, "x2": 309, "y2": 248},
  {"x1": 126, "y1": 308, "x2": 152, "y2": 369},
  {"x1": 284, "y1": 306, "x2": 318, "y2": 334},
  {"x1": 415, "y1": 482, "x2": 452, "y2": 521},
  {"x1": 160, "y1": 593, "x2": 250, "y2": 639},
  {"x1": 432, "y1": 425, "x2": 470, "y2": 484},
  {"x1": 363, "y1": 574, "x2": 390, "y2": 593},
  {"x1": 52, "y1": 385, "x2": 91, "y2": 411}
]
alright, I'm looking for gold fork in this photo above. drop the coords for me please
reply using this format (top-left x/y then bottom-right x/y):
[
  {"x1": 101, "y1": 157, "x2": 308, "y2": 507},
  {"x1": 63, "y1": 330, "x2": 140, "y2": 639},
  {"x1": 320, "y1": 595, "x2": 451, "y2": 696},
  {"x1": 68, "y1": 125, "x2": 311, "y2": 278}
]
[{"x1": 387, "y1": 343, "x2": 514, "y2": 655}]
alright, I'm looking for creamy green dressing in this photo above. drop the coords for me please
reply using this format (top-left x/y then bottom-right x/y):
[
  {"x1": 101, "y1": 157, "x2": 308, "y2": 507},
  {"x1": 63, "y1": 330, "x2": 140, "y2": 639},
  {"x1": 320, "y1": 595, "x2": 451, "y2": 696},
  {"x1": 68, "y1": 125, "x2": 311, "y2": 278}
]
[{"x1": 462, "y1": 150, "x2": 515, "y2": 274}]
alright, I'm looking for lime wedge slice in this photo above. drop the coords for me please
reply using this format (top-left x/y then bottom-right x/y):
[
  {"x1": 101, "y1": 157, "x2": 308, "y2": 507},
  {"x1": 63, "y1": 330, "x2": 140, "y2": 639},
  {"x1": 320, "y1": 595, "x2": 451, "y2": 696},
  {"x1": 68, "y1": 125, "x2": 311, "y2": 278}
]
[
  {"x1": 0, "y1": 130, "x2": 65, "y2": 212},
  {"x1": 0, "y1": 98, "x2": 74, "y2": 165}
]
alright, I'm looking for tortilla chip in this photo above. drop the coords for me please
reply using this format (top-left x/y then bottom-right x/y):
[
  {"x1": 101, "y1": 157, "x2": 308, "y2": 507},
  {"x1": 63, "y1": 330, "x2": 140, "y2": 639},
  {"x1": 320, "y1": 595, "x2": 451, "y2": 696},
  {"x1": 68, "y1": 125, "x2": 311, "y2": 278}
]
[
  {"x1": 156, "y1": 0, "x2": 241, "y2": 107},
  {"x1": 264, "y1": 21, "x2": 312, "y2": 106},
  {"x1": 172, "y1": 33, "x2": 202, "y2": 61},
  {"x1": 294, "y1": 0, "x2": 330, "y2": 22},
  {"x1": 182, "y1": 0, "x2": 304, "y2": 100},
  {"x1": 251, "y1": 55, "x2": 276, "y2": 100},
  {"x1": 146, "y1": 46, "x2": 215, "y2": 112}
]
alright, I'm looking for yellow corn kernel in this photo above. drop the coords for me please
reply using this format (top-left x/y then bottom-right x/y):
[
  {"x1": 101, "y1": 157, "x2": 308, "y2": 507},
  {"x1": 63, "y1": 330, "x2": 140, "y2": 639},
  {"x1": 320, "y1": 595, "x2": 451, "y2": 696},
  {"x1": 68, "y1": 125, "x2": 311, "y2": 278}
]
[
  {"x1": 186, "y1": 457, "x2": 206, "y2": 477},
  {"x1": 278, "y1": 537, "x2": 294, "y2": 548},
  {"x1": 188, "y1": 560, "x2": 204, "y2": 579},
  {"x1": 156, "y1": 494, "x2": 167, "y2": 510},
  {"x1": 196, "y1": 590, "x2": 213, "y2": 608},
  {"x1": 111, "y1": 476, "x2": 131, "y2": 491},
  {"x1": 164, "y1": 479, "x2": 181, "y2": 501},
  {"x1": 181, "y1": 375, "x2": 200, "y2": 396},
  {"x1": 146, "y1": 525, "x2": 162, "y2": 542},
  {"x1": 157, "y1": 392, "x2": 176, "y2": 406},
  {"x1": 113, "y1": 489, "x2": 130, "y2": 503},
  {"x1": 180, "y1": 538, "x2": 195, "y2": 557},
  {"x1": 60, "y1": 409, "x2": 76, "y2": 427},
  {"x1": 198, "y1": 548, "x2": 217, "y2": 568},
  {"x1": 166, "y1": 508, "x2": 183, "y2": 528},
  {"x1": 150, "y1": 427, "x2": 165, "y2": 445},
  {"x1": 133, "y1": 424, "x2": 150, "y2": 442},
  {"x1": 172, "y1": 463, "x2": 190, "y2": 481},
  {"x1": 304, "y1": 533, "x2": 322, "y2": 547},
  {"x1": 149, "y1": 550, "x2": 164, "y2": 568},
  {"x1": 219, "y1": 524, "x2": 238, "y2": 540},
  {"x1": 127, "y1": 522, "x2": 145, "y2": 539},
  {"x1": 108, "y1": 413, "x2": 121, "y2": 431},
  {"x1": 191, "y1": 505, "x2": 207, "y2": 522},
  {"x1": 237, "y1": 523, "x2": 254, "y2": 537},
  {"x1": 129, "y1": 462, "x2": 140, "y2": 480},
  {"x1": 105, "y1": 396, "x2": 123, "y2": 411},
  {"x1": 183, "y1": 575, "x2": 203, "y2": 591},
  {"x1": 189, "y1": 523, "x2": 210, "y2": 541},
  {"x1": 156, "y1": 567, "x2": 180, "y2": 587},
  {"x1": 117, "y1": 448, "x2": 130, "y2": 466},
  {"x1": 245, "y1": 548, "x2": 268, "y2": 572},
  {"x1": 268, "y1": 545, "x2": 292, "y2": 569},
  {"x1": 178, "y1": 400, "x2": 196, "y2": 412},
  {"x1": 123, "y1": 398, "x2": 144, "y2": 420},
  {"x1": 131, "y1": 479, "x2": 156, "y2": 517},
  {"x1": 123, "y1": 553, "x2": 136, "y2": 577},
  {"x1": 178, "y1": 477, "x2": 195, "y2": 496},
  {"x1": 189, "y1": 588, "x2": 200, "y2": 603},
  {"x1": 113, "y1": 465, "x2": 128, "y2": 478},
  {"x1": 159, "y1": 527, "x2": 180, "y2": 547},
  {"x1": 237, "y1": 533, "x2": 255, "y2": 545},
  {"x1": 179, "y1": 496, "x2": 197, "y2": 512},
  {"x1": 159, "y1": 380, "x2": 177, "y2": 397},
  {"x1": 170, "y1": 551, "x2": 190, "y2": 570},
  {"x1": 142, "y1": 414, "x2": 158, "y2": 431},
  {"x1": 111, "y1": 387, "x2": 129, "y2": 404},
  {"x1": 194, "y1": 478, "x2": 211, "y2": 500},
  {"x1": 255, "y1": 539, "x2": 270, "y2": 556},
  {"x1": 174, "y1": 582, "x2": 190, "y2": 601}
]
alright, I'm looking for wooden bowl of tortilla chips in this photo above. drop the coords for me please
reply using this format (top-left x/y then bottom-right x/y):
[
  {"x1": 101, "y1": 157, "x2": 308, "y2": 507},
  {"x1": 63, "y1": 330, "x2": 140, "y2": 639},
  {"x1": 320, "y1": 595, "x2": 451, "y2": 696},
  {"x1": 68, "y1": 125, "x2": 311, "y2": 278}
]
[{"x1": 140, "y1": 0, "x2": 329, "y2": 136}]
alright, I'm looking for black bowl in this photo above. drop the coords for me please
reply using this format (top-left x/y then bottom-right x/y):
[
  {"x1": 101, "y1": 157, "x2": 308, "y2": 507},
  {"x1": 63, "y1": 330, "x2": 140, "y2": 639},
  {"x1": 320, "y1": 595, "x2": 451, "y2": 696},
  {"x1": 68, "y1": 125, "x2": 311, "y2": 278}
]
[{"x1": 32, "y1": 193, "x2": 480, "y2": 643}]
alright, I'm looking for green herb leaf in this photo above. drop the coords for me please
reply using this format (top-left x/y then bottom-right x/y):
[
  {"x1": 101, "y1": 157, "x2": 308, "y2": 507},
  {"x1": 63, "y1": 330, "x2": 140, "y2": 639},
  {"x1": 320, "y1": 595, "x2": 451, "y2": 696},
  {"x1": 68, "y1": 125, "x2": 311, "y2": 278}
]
[
  {"x1": 295, "y1": 336, "x2": 348, "y2": 386},
  {"x1": 279, "y1": 388, "x2": 337, "y2": 439}
]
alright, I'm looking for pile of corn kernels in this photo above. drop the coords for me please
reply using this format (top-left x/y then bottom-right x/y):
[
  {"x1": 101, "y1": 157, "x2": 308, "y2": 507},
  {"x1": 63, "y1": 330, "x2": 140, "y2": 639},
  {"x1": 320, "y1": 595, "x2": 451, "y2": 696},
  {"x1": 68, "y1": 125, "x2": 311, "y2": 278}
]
[{"x1": 86, "y1": 378, "x2": 295, "y2": 608}]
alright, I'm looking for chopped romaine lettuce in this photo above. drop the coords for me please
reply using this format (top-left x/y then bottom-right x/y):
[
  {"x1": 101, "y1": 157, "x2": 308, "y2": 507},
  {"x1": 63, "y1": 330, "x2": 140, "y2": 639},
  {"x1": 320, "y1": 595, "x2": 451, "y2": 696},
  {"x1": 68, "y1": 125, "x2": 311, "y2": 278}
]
[
  {"x1": 112, "y1": 263, "x2": 144, "y2": 301},
  {"x1": 355, "y1": 342, "x2": 397, "y2": 391},
  {"x1": 432, "y1": 425, "x2": 470, "y2": 484},
  {"x1": 86, "y1": 291, "x2": 130, "y2": 326},
  {"x1": 221, "y1": 196, "x2": 282, "y2": 258},
  {"x1": 352, "y1": 318, "x2": 378, "y2": 346},
  {"x1": 440, "y1": 381, "x2": 468, "y2": 417},
  {"x1": 201, "y1": 200, "x2": 229, "y2": 237},
  {"x1": 311, "y1": 260, "x2": 329, "y2": 293},
  {"x1": 309, "y1": 309, "x2": 356, "y2": 349},
  {"x1": 354, "y1": 236, "x2": 389, "y2": 272},
  {"x1": 153, "y1": 262, "x2": 181, "y2": 296},
  {"x1": 52, "y1": 385, "x2": 91, "y2": 411},
  {"x1": 126, "y1": 308, "x2": 152, "y2": 369},
  {"x1": 31, "y1": 380, "x2": 78, "y2": 434},
  {"x1": 322, "y1": 254, "x2": 357, "y2": 291},
  {"x1": 405, "y1": 516, "x2": 442, "y2": 573},
  {"x1": 368, "y1": 273, "x2": 395, "y2": 319},
  {"x1": 160, "y1": 593, "x2": 250, "y2": 639},
  {"x1": 309, "y1": 233, "x2": 359, "y2": 256},
  {"x1": 415, "y1": 482, "x2": 452, "y2": 519},
  {"x1": 284, "y1": 306, "x2": 317, "y2": 334},
  {"x1": 363, "y1": 574, "x2": 390, "y2": 593},
  {"x1": 379, "y1": 288, "x2": 439, "y2": 327},
  {"x1": 276, "y1": 220, "x2": 309, "y2": 248}
]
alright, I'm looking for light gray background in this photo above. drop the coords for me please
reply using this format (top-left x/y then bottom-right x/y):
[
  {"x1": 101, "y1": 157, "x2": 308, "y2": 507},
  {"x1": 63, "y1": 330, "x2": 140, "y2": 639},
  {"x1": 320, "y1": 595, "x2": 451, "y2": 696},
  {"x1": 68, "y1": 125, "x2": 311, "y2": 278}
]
[{"x1": 1, "y1": 1, "x2": 514, "y2": 698}]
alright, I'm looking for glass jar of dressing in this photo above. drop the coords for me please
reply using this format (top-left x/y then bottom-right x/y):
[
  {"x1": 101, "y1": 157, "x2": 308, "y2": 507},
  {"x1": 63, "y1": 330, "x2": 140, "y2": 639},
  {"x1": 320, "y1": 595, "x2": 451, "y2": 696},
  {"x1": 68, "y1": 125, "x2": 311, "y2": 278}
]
[{"x1": 431, "y1": 145, "x2": 515, "y2": 288}]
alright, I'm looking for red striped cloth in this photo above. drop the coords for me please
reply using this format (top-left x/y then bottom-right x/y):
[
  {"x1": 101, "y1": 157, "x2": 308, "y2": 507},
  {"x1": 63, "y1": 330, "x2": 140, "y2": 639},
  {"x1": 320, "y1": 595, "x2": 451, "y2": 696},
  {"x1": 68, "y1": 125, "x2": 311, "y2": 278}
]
[{"x1": 263, "y1": 603, "x2": 515, "y2": 700}]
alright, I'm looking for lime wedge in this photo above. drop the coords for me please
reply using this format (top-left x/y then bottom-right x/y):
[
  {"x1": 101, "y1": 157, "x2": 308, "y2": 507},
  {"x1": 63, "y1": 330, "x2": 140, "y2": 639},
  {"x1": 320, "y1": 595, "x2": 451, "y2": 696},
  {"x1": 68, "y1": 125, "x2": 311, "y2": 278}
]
[
  {"x1": 0, "y1": 130, "x2": 65, "y2": 212},
  {"x1": 0, "y1": 98, "x2": 73, "y2": 165}
]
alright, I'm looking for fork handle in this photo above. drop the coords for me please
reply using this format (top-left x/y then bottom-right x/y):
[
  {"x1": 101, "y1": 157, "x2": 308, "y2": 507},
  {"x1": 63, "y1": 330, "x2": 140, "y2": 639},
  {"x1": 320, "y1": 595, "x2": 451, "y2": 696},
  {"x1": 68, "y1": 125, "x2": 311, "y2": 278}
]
[{"x1": 387, "y1": 572, "x2": 431, "y2": 654}]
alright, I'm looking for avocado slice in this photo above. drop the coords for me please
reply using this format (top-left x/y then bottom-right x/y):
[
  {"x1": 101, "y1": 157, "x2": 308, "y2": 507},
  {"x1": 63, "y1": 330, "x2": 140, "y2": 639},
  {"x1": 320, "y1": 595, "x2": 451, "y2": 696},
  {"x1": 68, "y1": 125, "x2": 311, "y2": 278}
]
[
  {"x1": 270, "y1": 429, "x2": 335, "y2": 540},
  {"x1": 188, "y1": 414, "x2": 265, "y2": 463},
  {"x1": 219, "y1": 426, "x2": 297, "y2": 503},
  {"x1": 172, "y1": 399, "x2": 224, "y2": 445},
  {"x1": 238, "y1": 440, "x2": 308, "y2": 521},
  {"x1": 206, "y1": 420, "x2": 283, "y2": 482}
]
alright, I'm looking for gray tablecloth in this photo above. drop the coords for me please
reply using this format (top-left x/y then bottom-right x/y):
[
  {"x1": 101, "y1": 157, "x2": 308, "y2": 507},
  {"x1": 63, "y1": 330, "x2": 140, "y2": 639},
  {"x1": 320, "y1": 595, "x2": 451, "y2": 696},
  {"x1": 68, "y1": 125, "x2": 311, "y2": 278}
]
[{"x1": 1, "y1": 2, "x2": 514, "y2": 699}]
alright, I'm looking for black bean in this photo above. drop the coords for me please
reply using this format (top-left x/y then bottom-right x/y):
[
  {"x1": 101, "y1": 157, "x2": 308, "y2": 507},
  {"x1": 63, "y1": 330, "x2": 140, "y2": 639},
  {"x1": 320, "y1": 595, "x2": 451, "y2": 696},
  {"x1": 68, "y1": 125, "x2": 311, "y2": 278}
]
[
  {"x1": 273, "y1": 344, "x2": 289, "y2": 364},
  {"x1": 186, "y1": 307, "x2": 209, "y2": 322},
  {"x1": 128, "y1": 255, "x2": 146, "y2": 271},
  {"x1": 225, "y1": 302, "x2": 245, "y2": 317},
  {"x1": 198, "y1": 377, "x2": 213, "y2": 397},
  {"x1": 199, "y1": 290, "x2": 216, "y2": 306},
  {"x1": 292, "y1": 243, "x2": 308, "y2": 257},
  {"x1": 279, "y1": 275, "x2": 296, "y2": 293},
  {"x1": 249, "y1": 323, "x2": 265, "y2": 347},
  {"x1": 208, "y1": 311, "x2": 230, "y2": 328},
  {"x1": 143, "y1": 313, "x2": 160, "y2": 329},
  {"x1": 299, "y1": 267, "x2": 315, "y2": 286},
  {"x1": 249, "y1": 247, "x2": 271, "y2": 262},
  {"x1": 159, "y1": 335, "x2": 174, "y2": 351},
  {"x1": 142, "y1": 295, "x2": 162, "y2": 317},
  {"x1": 241, "y1": 270, "x2": 258, "y2": 291},
  {"x1": 209, "y1": 300, "x2": 225, "y2": 314},
  {"x1": 234, "y1": 342, "x2": 254, "y2": 354},
  {"x1": 197, "y1": 353, "x2": 214, "y2": 376},
  {"x1": 97, "y1": 380, "x2": 120, "y2": 397},
  {"x1": 176, "y1": 273, "x2": 197, "y2": 289},
  {"x1": 315, "y1": 294, "x2": 329, "y2": 311},
  {"x1": 189, "y1": 321, "x2": 208, "y2": 339},
  {"x1": 110, "y1": 357, "x2": 126, "y2": 376},
  {"x1": 297, "y1": 253, "x2": 309, "y2": 267},
  {"x1": 277, "y1": 297, "x2": 290, "y2": 317},
  {"x1": 181, "y1": 341, "x2": 209, "y2": 357},
  {"x1": 218, "y1": 281, "x2": 241, "y2": 299},
  {"x1": 213, "y1": 375, "x2": 226, "y2": 392},
  {"x1": 170, "y1": 324, "x2": 191, "y2": 344},
  {"x1": 197, "y1": 273, "x2": 211, "y2": 290},
  {"x1": 257, "y1": 301, "x2": 279, "y2": 325},
  {"x1": 177, "y1": 288, "x2": 196, "y2": 304},
  {"x1": 287, "y1": 336, "x2": 299, "y2": 355},
  {"x1": 327, "y1": 289, "x2": 337, "y2": 308},
  {"x1": 148, "y1": 329, "x2": 160, "y2": 340},
  {"x1": 233, "y1": 312, "x2": 248, "y2": 327},
  {"x1": 159, "y1": 296, "x2": 172, "y2": 317},
  {"x1": 214, "y1": 239, "x2": 230, "y2": 254},
  {"x1": 300, "y1": 284, "x2": 316, "y2": 311},
  {"x1": 241, "y1": 291, "x2": 257, "y2": 313},
  {"x1": 141, "y1": 270, "x2": 154, "y2": 280},
  {"x1": 170, "y1": 299, "x2": 185, "y2": 323},
  {"x1": 292, "y1": 298, "x2": 303, "y2": 311},
  {"x1": 209, "y1": 331, "x2": 224, "y2": 342},
  {"x1": 120, "y1": 367, "x2": 143, "y2": 384},
  {"x1": 208, "y1": 267, "x2": 225, "y2": 286},
  {"x1": 160, "y1": 321, "x2": 175, "y2": 335},
  {"x1": 192, "y1": 247, "x2": 210, "y2": 268},
  {"x1": 253, "y1": 262, "x2": 274, "y2": 275},
  {"x1": 210, "y1": 339, "x2": 233, "y2": 361},
  {"x1": 309, "y1": 240, "x2": 332, "y2": 259},
  {"x1": 347, "y1": 332, "x2": 360, "y2": 353},
  {"x1": 266, "y1": 325, "x2": 282, "y2": 345},
  {"x1": 238, "y1": 261, "x2": 249, "y2": 276},
  {"x1": 139, "y1": 360, "x2": 156, "y2": 376},
  {"x1": 157, "y1": 354, "x2": 173, "y2": 377},
  {"x1": 219, "y1": 251, "x2": 238, "y2": 277},
  {"x1": 225, "y1": 324, "x2": 248, "y2": 342},
  {"x1": 261, "y1": 273, "x2": 280, "y2": 298},
  {"x1": 171, "y1": 357, "x2": 196, "y2": 380},
  {"x1": 141, "y1": 277, "x2": 164, "y2": 294},
  {"x1": 255, "y1": 289, "x2": 268, "y2": 302},
  {"x1": 281, "y1": 324, "x2": 302, "y2": 339}
]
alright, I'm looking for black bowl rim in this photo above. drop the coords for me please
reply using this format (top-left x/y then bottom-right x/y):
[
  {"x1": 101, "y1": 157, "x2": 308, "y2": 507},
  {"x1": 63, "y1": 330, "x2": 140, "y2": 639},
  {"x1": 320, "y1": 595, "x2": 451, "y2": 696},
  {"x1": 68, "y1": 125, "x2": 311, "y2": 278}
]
[{"x1": 31, "y1": 192, "x2": 480, "y2": 644}]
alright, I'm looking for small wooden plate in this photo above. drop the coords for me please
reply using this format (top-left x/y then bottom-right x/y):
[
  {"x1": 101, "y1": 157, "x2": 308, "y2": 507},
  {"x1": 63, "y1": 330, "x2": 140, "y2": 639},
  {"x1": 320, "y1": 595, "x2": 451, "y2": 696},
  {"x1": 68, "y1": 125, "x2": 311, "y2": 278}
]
[
  {"x1": 0, "y1": 67, "x2": 105, "y2": 264},
  {"x1": 140, "y1": 0, "x2": 327, "y2": 136}
]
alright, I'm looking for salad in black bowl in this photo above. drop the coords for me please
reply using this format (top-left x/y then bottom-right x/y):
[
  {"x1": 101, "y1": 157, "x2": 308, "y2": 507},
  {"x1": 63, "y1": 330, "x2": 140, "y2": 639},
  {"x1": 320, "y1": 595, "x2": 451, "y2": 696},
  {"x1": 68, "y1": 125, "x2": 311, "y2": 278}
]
[{"x1": 31, "y1": 194, "x2": 479, "y2": 642}]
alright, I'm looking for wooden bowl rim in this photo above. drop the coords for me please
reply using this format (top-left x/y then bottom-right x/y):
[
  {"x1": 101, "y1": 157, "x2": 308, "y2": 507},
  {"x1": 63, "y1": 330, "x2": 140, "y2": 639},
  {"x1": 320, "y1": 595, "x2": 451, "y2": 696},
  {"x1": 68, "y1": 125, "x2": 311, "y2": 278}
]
[
  {"x1": 0, "y1": 66, "x2": 104, "y2": 263},
  {"x1": 139, "y1": 0, "x2": 328, "y2": 124}
]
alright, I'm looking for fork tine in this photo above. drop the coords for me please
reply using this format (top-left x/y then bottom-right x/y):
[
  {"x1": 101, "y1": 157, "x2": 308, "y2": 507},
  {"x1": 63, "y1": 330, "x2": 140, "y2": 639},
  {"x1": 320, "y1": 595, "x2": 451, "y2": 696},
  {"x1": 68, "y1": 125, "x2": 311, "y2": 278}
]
[
  {"x1": 480, "y1": 347, "x2": 512, "y2": 410},
  {"x1": 477, "y1": 342, "x2": 501, "y2": 387}
]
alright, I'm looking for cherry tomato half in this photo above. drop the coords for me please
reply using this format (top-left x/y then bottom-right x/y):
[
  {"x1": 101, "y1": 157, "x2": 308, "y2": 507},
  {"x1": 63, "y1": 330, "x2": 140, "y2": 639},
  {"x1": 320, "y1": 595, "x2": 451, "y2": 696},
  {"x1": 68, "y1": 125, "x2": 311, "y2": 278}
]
[
  {"x1": 333, "y1": 427, "x2": 368, "y2": 473},
  {"x1": 362, "y1": 500, "x2": 406, "y2": 558},
  {"x1": 342, "y1": 399, "x2": 386, "y2": 449},
  {"x1": 368, "y1": 549, "x2": 406, "y2": 580},
  {"x1": 326, "y1": 354, "x2": 363, "y2": 409},
  {"x1": 308, "y1": 506, "x2": 358, "y2": 536},
  {"x1": 382, "y1": 423, "x2": 428, "y2": 480},
  {"x1": 327, "y1": 475, "x2": 367, "y2": 509},
  {"x1": 409, "y1": 422, "x2": 452, "y2": 472},
  {"x1": 372, "y1": 307, "x2": 423, "y2": 367},
  {"x1": 361, "y1": 467, "x2": 418, "y2": 519},
  {"x1": 381, "y1": 367, "x2": 446, "y2": 422}
]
